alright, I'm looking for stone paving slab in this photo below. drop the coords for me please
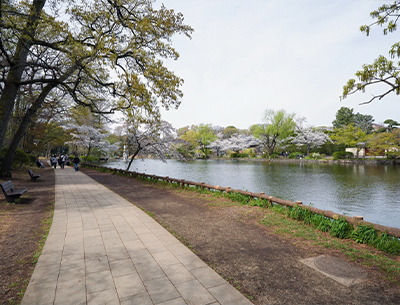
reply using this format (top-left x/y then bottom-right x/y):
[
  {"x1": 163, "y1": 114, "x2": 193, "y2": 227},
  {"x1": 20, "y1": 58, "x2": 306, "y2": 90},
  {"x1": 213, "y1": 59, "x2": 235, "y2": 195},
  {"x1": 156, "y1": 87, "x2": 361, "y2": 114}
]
[{"x1": 21, "y1": 166, "x2": 253, "y2": 305}]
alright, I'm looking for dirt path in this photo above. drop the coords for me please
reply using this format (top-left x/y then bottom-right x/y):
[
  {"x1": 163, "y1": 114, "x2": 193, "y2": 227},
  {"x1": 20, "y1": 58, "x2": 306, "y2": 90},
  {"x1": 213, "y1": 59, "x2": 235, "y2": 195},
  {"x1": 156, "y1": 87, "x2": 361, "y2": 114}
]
[
  {"x1": 81, "y1": 168, "x2": 400, "y2": 305},
  {"x1": 0, "y1": 165, "x2": 55, "y2": 305}
]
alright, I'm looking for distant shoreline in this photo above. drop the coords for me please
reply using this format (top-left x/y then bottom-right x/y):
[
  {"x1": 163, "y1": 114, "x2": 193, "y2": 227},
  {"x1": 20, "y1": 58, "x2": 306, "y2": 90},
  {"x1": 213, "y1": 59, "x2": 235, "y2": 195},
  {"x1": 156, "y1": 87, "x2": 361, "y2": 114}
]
[{"x1": 205, "y1": 156, "x2": 400, "y2": 165}]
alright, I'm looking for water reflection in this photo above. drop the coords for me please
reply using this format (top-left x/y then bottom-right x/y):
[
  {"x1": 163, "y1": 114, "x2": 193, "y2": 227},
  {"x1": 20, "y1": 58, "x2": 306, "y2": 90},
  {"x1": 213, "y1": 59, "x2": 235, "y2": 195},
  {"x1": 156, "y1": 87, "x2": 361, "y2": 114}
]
[{"x1": 105, "y1": 159, "x2": 400, "y2": 229}]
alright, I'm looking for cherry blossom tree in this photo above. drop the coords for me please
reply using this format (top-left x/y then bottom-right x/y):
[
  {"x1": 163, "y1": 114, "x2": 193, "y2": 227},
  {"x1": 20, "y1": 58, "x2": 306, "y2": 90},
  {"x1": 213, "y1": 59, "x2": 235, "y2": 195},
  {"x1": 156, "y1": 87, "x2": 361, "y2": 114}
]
[
  {"x1": 291, "y1": 121, "x2": 332, "y2": 155},
  {"x1": 66, "y1": 124, "x2": 119, "y2": 161},
  {"x1": 124, "y1": 121, "x2": 183, "y2": 171},
  {"x1": 209, "y1": 134, "x2": 260, "y2": 155}
]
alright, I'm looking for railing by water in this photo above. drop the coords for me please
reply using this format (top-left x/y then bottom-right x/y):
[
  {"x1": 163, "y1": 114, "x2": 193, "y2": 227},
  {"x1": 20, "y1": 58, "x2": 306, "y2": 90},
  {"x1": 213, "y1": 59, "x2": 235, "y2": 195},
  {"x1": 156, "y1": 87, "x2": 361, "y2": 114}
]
[{"x1": 84, "y1": 163, "x2": 400, "y2": 238}]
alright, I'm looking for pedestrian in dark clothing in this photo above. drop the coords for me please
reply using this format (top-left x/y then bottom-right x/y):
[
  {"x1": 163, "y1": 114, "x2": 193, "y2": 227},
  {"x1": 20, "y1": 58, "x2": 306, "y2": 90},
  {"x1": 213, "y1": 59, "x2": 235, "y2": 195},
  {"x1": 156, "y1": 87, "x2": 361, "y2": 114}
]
[
  {"x1": 50, "y1": 155, "x2": 57, "y2": 169},
  {"x1": 36, "y1": 159, "x2": 44, "y2": 168},
  {"x1": 60, "y1": 154, "x2": 66, "y2": 169},
  {"x1": 73, "y1": 156, "x2": 80, "y2": 171}
]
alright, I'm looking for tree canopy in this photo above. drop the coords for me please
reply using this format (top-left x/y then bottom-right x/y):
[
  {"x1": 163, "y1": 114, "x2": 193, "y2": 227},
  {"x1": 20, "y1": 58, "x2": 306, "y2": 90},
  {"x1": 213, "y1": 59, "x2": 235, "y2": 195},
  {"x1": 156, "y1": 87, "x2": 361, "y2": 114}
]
[
  {"x1": 332, "y1": 107, "x2": 374, "y2": 133},
  {"x1": 330, "y1": 124, "x2": 371, "y2": 157},
  {"x1": 251, "y1": 109, "x2": 295, "y2": 156},
  {"x1": 342, "y1": 1, "x2": 400, "y2": 104},
  {"x1": 0, "y1": 0, "x2": 192, "y2": 177}
]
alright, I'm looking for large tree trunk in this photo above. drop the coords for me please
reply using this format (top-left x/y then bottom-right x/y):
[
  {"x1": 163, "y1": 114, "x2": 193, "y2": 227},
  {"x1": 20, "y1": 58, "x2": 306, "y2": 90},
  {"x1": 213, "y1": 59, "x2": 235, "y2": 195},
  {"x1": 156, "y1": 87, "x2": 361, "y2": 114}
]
[
  {"x1": 0, "y1": 84, "x2": 53, "y2": 177},
  {"x1": 0, "y1": 0, "x2": 47, "y2": 153},
  {"x1": 0, "y1": 63, "x2": 79, "y2": 177}
]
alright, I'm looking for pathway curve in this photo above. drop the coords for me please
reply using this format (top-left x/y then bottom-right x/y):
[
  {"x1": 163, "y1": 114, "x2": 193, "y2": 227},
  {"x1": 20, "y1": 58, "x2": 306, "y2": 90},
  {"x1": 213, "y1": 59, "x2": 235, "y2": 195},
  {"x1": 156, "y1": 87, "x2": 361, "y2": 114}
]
[{"x1": 21, "y1": 166, "x2": 252, "y2": 305}]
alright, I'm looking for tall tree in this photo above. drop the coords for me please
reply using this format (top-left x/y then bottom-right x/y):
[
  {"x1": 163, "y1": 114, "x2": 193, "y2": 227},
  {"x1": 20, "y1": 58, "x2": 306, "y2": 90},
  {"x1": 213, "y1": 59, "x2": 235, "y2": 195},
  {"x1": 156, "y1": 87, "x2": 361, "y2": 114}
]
[
  {"x1": 195, "y1": 124, "x2": 217, "y2": 158},
  {"x1": 384, "y1": 118, "x2": 400, "y2": 131},
  {"x1": 0, "y1": 0, "x2": 192, "y2": 177},
  {"x1": 124, "y1": 120, "x2": 182, "y2": 171},
  {"x1": 251, "y1": 109, "x2": 295, "y2": 156},
  {"x1": 354, "y1": 113, "x2": 374, "y2": 134},
  {"x1": 209, "y1": 134, "x2": 259, "y2": 154},
  {"x1": 342, "y1": 2, "x2": 400, "y2": 103},
  {"x1": 368, "y1": 129, "x2": 400, "y2": 158},
  {"x1": 330, "y1": 124, "x2": 371, "y2": 158},
  {"x1": 332, "y1": 107, "x2": 355, "y2": 129},
  {"x1": 292, "y1": 126, "x2": 331, "y2": 155},
  {"x1": 222, "y1": 126, "x2": 239, "y2": 139},
  {"x1": 66, "y1": 124, "x2": 118, "y2": 162}
]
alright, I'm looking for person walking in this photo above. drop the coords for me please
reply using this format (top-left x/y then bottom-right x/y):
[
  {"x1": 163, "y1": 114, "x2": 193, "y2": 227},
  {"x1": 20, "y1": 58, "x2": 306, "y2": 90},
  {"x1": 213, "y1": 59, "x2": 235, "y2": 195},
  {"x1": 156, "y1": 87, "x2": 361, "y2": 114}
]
[
  {"x1": 60, "y1": 154, "x2": 66, "y2": 169},
  {"x1": 50, "y1": 155, "x2": 57, "y2": 169},
  {"x1": 73, "y1": 155, "x2": 80, "y2": 172}
]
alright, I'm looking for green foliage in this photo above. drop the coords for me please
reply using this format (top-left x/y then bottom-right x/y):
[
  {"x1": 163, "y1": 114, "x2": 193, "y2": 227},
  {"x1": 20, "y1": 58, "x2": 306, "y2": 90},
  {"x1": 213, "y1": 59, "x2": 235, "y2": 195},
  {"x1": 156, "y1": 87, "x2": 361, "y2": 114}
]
[
  {"x1": 230, "y1": 152, "x2": 249, "y2": 158},
  {"x1": 223, "y1": 126, "x2": 239, "y2": 138},
  {"x1": 368, "y1": 129, "x2": 400, "y2": 158},
  {"x1": 252, "y1": 109, "x2": 296, "y2": 155},
  {"x1": 342, "y1": 3, "x2": 400, "y2": 104},
  {"x1": 271, "y1": 204, "x2": 286, "y2": 214},
  {"x1": 225, "y1": 192, "x2": 252, "y2": 205},
  {"x1": 0, "y1": 0, "x2": 193, "y2": 177},
  {"x1": 27, "y1": 154, "x2": 37, "y2": 164},
  {"x1": 179, "y1": 124, "x2": 216, "y2": 158},
  {"x1": 332, "y1": 107, "x2": 355, "y2": 129},
  {"x1": 1, "y1": 148, "x2": 29, "y2": 167},
  {"x1": 354, "y1": 113, "x2": 374, "y2": 134},
  {"x1": 316, "y1": 217, "x2": 333, "y2": 232},
  {"x1": 351, "y1": 224, "x2": 378, "y2": 244},
  {"x1": 330, "y1": 217, "x2": 353, "y2": 239},
  {"x1": 330, "y1": 124, "x2": 370, "y2": 150},
  {"x1": 332, "y1": 151, "x2": 354, "y2": 160},
  {"x1": 85, "y1": 156, "x2": 98, "y2": 162},
  {"x1": 287, "y1": 205, "x2": 312, "y2": 220},
  {"x1": 288, "y1": 152, "x2": 303, "y2": 159},
  {"x1": 373, "y1": 233, "x2": 400, "y2": 255}
]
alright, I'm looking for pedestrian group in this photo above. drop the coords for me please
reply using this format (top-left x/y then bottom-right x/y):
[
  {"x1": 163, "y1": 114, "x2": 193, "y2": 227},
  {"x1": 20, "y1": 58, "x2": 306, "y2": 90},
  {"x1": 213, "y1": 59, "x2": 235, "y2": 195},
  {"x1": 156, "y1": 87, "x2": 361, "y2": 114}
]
[{"x1": 50, "y1": 154, "x2": 80, "y2": 171}]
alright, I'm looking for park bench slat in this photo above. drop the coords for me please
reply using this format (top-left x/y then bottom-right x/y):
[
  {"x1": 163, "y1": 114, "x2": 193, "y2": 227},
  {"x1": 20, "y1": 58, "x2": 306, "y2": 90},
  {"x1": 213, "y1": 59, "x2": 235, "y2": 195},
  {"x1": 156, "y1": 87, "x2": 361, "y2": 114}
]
[
  {"x1": 28, "y1": 169, "x2": 40, "y2": 180},
  {"x1": 0, "y1": 180, "x2": 27, "y2": 203}
]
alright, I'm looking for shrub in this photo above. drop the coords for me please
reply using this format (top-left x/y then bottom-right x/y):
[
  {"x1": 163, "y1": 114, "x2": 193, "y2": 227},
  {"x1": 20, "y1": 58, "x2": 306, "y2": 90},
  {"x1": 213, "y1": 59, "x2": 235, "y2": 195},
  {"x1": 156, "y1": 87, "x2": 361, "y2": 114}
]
[
  {"x1": 372, "y1": 232, "x2": 400, "y2": 255},
  {"x1": 330, "y1": 217, "x2": 353, "y2": 239},
  {"x1": 310, "y1": 152, "x2": 321, "y2": 159},
  {"x1": 332, "y1": 151, "x2": 353, "y2": 160},
  {"x1": 287, "y1": 205, "x2": 312, "y2": 220},
  {"x1": 316, "y1": 216, "x2": 333, "y2": 232},
  {"x1": 85, "y1": 155, "x2": 98, "y2": 162},
  {"x1": 230, "y1": 152, "x2": 248, "y2": 158},
  {"x1": 288, "y1": 152, "x2": 303, "y2": 159},
  {"x1": 0, "y1": 147, "x2": 30, "y2": 167},
  {"x1": 351, "y1": 224, "x2": 378, "y2": 244},
  {"x1": 27, "y1": 154, "x2": 37, "y2": 164},
  {"x1": 270, "y1": 153, "x2": 280, "y2": 159}
]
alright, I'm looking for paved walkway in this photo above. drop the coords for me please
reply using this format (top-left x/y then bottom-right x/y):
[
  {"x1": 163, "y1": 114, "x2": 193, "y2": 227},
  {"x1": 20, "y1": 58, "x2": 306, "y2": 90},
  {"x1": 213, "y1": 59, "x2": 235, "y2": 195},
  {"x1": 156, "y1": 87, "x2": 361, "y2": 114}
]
[{"x1": 21, "y1": 166, "x2": 252, "y2": 305}]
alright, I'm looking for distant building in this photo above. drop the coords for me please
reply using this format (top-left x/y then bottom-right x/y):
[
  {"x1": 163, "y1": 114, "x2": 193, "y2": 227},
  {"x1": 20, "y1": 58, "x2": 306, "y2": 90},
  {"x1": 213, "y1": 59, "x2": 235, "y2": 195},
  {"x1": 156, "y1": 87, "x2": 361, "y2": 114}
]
[{"x1": 345, "y1": 147, "x2": 365, "y2": 158}]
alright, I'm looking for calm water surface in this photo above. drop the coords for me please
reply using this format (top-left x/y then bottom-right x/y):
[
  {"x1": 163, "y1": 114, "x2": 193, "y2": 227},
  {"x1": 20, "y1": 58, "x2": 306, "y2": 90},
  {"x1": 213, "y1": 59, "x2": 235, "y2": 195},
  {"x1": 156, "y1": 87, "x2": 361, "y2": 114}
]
[{"x1": 105, "y1": 159, "x2": 400, "y2": 229}]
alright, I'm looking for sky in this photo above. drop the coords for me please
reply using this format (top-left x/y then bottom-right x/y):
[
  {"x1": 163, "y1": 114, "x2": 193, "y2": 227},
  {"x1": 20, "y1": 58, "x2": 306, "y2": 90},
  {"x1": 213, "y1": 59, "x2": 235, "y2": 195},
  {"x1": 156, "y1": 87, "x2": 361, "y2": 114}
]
[{"x1": 153, "y1": 0, "x2": 400, "y2": 130}]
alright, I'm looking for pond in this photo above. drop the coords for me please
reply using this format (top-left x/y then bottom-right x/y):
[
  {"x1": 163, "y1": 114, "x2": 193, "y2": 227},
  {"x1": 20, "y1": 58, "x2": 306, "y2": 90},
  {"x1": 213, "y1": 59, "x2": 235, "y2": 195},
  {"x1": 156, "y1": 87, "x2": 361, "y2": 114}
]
[{"x1": 104, "y1": 159, "x2": 400, "y2": 229}]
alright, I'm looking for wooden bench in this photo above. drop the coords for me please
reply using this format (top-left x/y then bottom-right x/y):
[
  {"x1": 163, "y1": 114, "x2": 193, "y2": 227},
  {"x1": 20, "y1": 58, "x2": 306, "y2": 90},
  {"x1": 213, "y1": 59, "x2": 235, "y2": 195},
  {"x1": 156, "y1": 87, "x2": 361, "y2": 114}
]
[
  {"x1": 0, "y1": 180, "x2": 27, "y2": 203},
  {"x1": 28, "y1": 169, "x2": 40, "y2": 181}
]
